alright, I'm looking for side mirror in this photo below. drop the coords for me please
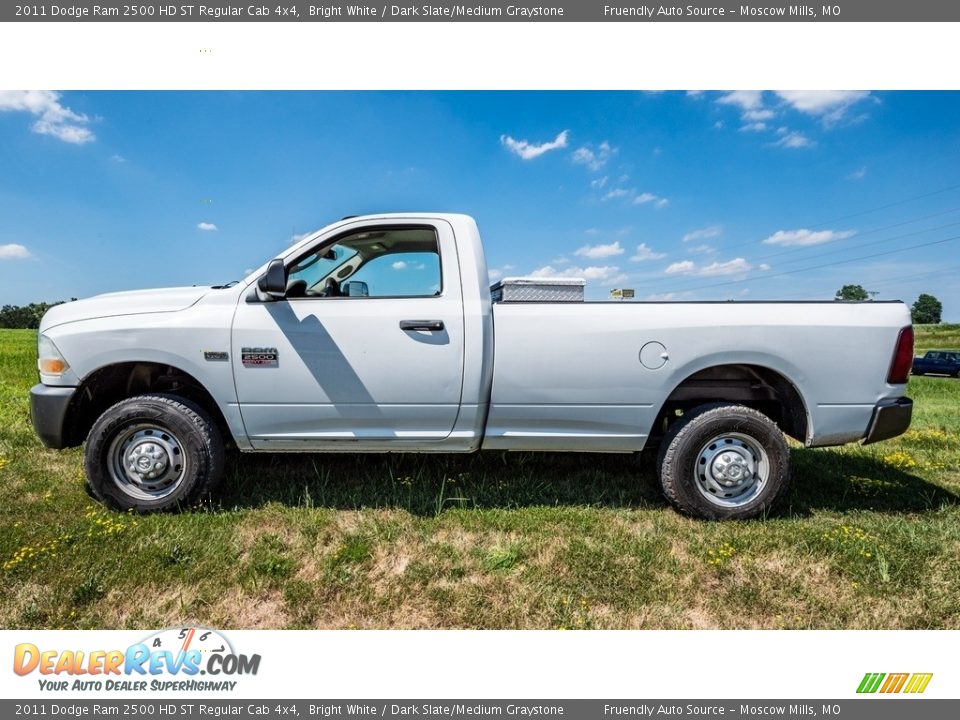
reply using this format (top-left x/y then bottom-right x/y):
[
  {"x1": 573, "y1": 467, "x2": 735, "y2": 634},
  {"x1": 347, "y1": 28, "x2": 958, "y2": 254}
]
[
  {"x1": 343, "y1": 281, "x2": 369, "y2": 297},
  {"x1": 257, "y1": 259, "x2": 287, "y2": 300}
]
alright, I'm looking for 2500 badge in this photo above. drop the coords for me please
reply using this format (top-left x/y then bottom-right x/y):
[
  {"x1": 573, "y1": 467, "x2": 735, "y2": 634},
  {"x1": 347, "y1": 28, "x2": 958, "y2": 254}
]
[{"x1": 241, "y1": 347, "x2": 278, "y2": 368}]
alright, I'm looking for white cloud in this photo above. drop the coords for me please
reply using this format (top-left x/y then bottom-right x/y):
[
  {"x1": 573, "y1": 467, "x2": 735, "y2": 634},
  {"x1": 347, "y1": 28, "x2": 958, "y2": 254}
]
[
  {"x1": 743, "y1": 109, "x2": 775, "y2": 121},
  {"x1": 716, "y1": 90, "x2": 765, "y2": 111},
  {"x1": 665, "y1": 257, "x2": 754, "y2": 277},
  {"x1": 682, "y1": 225, "x2": 722, "y2": 243},
  {"x1": 689, "y1": 244, "x2": 715, "y2": 255},
  {"x1": 758, "y1": 263, "x2": 771, "y2": 271},
  {"x1": 487, "y1": 264, "x2": 516, "y2": 283},
  {"x1": 741, "y1": 122, "x2": 767, "y2": 132},
  {"x1": 713, "y1": 120, "x2": 725, "y2": 129},
  {"x1": 0, "y1": 243, "x2": 31, "y2": 260},
  {"x1": 603, "y1": 188, "x2": 631, "y2": 201},
  {"x1": 575, "y1": 241, "x2": 624, "y2": 259},
  {"x1": 618, "y1": 174, "x2": 630, "y2": 183},
  {"x1": 602, "y1": 187, "x2": 668, "y2": 208},
  {"x1": 665, "y1": 260, "x2": 696, "y2": 275},
  {"x1": 391, "y1": 260, "x2": 408, "y2": 270},
  {"x1": 698, "y1": 258, "x2": 752, "y2": 276},
  {"x1": 774, "y1": 131, "x2": 814, "y2": 149},
  {"x1": 291, "y1": 231, "x2": 312, "y2": 243},
  {"x1": 847, "y1": 166, "x2": 867, "y2": 180},
  {"x1": 630, "y1": 243, "x2": 666, "y2": 262},
  {"x1": 774, "y1": 90, "x2": 870, "y2": 124},
  {"x1": 529, "y1": 264, "x2": 627, "y2": 286},
  {"x1": 197, "y1": 222, "x2": 218, "y2": 231},
  {"x1": 572, "y1": 141, "x2": 615, "y2": 171},
  {"x1": 110, "y1": 154, "x2": 126, "y2": 163},
  {"x1": 500, "y1": 130, "x2": 569, "y2": 160},
  {"x1": 0, "y1": 90, "x2": 94, "y2": 144},
  {"x1": 762, "y1": 228, "x2": 855, "y2": 246},
  {"x1": 590, "y1": 176, "x2": 608, "y2": 189}
]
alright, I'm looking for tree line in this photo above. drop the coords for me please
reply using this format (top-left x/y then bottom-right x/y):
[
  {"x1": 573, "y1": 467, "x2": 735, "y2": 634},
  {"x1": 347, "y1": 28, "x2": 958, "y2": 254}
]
[
  {"x1": 835, "y1": 285, "x2": 943, "y2": 324},
  {"x1": 0, "y1": 300, "x2": 75, "y2": 329}
]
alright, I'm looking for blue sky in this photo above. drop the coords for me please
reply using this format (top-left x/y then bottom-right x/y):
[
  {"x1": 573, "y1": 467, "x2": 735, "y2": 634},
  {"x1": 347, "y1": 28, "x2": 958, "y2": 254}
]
[{"x1": 2, "y1": 91, "x2": 959, "y2": 318}]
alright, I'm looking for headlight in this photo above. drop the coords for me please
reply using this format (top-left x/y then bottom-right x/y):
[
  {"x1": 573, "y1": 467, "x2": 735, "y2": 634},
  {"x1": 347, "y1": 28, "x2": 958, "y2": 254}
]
[{"x1": 37, "y1": 335, "x2": 70, "y2": 376}]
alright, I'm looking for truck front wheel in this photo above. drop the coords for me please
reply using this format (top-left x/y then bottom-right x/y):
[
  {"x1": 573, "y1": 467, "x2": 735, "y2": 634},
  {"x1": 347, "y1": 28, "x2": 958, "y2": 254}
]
[
  {"x1": 84, "y1": 394, "x2": 225, "y2": 512},
  {"x1": 657, "y1": 403, "x2": 791, "y2": 520}
]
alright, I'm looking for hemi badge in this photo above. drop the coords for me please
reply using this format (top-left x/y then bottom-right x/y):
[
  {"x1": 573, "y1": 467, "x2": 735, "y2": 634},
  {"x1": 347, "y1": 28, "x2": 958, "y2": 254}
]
[
  {"x1": 203, "y1": 351, "x2": 229, "y2": 361},
  {"x1": 241, "y1": 347, "x2": 279, "y2": 367}
]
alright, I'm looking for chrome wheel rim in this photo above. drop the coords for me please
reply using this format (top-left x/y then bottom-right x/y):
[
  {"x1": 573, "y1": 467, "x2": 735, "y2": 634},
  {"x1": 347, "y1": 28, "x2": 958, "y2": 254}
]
[
  {"x1": 694, "y1": 432, "x2": 769, "y2": 508},
  {"x1": 107, "y1": 424, "x2": 187, "y2": 500}
]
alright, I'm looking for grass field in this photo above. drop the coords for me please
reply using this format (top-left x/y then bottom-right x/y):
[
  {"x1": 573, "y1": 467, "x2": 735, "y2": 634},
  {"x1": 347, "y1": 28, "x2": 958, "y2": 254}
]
[{"x1": 1, "y1": 326, "x2": 959, "y2": 630}]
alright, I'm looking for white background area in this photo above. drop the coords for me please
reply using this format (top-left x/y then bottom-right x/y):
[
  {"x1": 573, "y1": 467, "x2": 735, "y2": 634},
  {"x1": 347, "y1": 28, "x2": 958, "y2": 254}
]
[
  {"x1": 0, "y1": 22, "x2": 957, "y2": 90},
  {"x1": 3, "y1": 629, "x2": 958, "y2": 698}
]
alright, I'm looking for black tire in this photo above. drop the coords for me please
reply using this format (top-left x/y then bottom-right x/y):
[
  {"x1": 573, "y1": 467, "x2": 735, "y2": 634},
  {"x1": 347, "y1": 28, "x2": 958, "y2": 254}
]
[
  {"x1": 657, "y1": 403, "x2": 790, "y2": 520},
  {"x1": 84, "y1": 394, "x2": 224, "y2": 512}
]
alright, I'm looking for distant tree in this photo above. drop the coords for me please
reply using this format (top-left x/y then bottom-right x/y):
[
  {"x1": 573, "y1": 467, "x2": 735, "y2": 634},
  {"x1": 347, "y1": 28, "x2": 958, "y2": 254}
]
[
  {"x1": 911, "y1": 293, "x2": 943, "y2": 324},
  {"x1": 0, "y1": 300, "x2": 74, "y2": 329},
  {"x1": 835, "y1": 284, "x2": 869, "y2": 301}
]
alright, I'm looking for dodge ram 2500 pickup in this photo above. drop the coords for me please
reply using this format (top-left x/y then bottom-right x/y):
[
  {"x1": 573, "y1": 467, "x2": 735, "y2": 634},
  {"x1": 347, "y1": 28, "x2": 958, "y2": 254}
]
[{"x1": 30, "y1": 213, "x2": 915, "y2": 519}]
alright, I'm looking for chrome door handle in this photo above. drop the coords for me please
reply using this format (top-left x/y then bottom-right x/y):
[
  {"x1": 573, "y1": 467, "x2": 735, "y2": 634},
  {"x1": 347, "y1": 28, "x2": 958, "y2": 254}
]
[{"x1": 399, "y1": 320, "x2": 444, "y2": 332}]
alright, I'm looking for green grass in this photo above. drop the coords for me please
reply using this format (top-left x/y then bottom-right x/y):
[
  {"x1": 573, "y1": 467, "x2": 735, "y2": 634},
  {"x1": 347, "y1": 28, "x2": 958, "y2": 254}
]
[{"x1": 1, "y1": 325, "x2": 959, "y2": 629}]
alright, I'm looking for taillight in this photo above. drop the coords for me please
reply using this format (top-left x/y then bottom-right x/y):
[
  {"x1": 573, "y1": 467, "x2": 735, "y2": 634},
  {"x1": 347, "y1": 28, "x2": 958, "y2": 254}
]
[{"x1": 887, "y1": 326, "x2": 914, "y2": 384}]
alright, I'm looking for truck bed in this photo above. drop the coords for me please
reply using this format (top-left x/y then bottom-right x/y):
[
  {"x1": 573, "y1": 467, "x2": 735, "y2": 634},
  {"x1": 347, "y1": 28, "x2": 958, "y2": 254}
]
[{"x1": 482, "y1": 300, "x2": 910, "y2": 452}]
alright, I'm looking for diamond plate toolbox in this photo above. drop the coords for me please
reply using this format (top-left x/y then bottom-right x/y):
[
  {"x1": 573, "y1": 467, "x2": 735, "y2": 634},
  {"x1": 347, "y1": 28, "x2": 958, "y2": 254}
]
[{"x1": 490, "y1": 277, "x2": 586, "y2": 302}]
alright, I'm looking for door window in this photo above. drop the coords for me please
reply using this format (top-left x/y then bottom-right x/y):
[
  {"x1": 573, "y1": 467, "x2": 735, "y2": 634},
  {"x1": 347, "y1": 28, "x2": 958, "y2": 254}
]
[{"x1": 286, "y1": 227, "x2": 441, "y2": 298}]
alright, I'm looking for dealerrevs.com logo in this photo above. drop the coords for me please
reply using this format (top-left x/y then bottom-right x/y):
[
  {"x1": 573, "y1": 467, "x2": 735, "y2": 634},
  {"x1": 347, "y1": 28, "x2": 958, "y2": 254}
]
[
  {"x1": 857, "y1": 672, "x2": 933, "y2": 694},
  {"x1": 13, "y1": 627, "x2": 260, "y2": 692}
]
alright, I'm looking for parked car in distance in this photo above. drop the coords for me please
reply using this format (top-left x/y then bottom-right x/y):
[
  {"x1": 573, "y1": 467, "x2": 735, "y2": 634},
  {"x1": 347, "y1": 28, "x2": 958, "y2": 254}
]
[
  {"x1": 30, "y1": 213, "x2": 915, "y2": 520},
  {"x1": 912, "y1": 349, "x2": 960, "y2": 377}
]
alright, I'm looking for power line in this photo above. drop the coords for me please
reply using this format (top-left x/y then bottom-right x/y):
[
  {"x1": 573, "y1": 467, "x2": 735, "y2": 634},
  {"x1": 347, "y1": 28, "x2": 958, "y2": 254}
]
[
  {"x1": 689, "y1": 202, "x2": 960, "y2": 264},
  {"x1": 761, "y1": 218, "x2": 960, "y2": 267},
  {"x1": 649, "y1": 216, "x2": 960, "y2": 293},
  {"x1": 791, "y1": 265, "x2": 960, "y2": 300},
  {"x1": 675, "y1": 232, "x2": 960, "y2": 294},
  {"x1": 801, "y1": 181, "x2": 960, "y2": 230},
  {"x1": 751, "y1": 205, "x2": 960, "y2": 263}
]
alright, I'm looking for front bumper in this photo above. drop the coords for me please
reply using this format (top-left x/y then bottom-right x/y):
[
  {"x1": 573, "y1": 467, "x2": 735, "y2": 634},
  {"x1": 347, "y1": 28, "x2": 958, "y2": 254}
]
[
  {"x1": 862, "y1": 397, "x2": 913, "y2": 445},
  {"x1": 30, "y1": 384, "x2": 77, "y2": 449}
]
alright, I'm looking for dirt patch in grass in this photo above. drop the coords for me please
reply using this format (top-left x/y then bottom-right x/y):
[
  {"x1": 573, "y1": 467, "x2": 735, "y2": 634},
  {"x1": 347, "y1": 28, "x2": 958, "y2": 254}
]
[{"x1": 212, "y1": 587, "x2": 289, "y2": 629}]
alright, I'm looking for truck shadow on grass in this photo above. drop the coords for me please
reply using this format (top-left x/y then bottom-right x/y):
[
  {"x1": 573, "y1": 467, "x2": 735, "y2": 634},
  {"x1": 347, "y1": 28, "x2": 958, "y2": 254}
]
[{"x1": 216, "y1": 447, "x2": 957, "y2": 518}]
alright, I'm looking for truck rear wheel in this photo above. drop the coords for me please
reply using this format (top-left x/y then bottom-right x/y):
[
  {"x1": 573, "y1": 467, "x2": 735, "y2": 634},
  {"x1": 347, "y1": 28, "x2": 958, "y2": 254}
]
[
  {"x1": 657, "y1": 403, "x2": 791, "y2": 520},
  {"x1": 84, "y1": 394, "x2": 224, "y2": 512}
]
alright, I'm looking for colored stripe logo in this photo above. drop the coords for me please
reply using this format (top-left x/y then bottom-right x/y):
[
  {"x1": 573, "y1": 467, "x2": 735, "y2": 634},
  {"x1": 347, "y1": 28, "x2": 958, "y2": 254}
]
[{"x1": 857, "y1": 672, "x2": 933, "y2": 694}]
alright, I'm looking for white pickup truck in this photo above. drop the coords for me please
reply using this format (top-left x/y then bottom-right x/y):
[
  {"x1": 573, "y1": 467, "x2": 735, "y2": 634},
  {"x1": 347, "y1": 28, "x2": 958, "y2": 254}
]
[{"x1": 31, "y1": 213, "x2": 914, "y2": 519}]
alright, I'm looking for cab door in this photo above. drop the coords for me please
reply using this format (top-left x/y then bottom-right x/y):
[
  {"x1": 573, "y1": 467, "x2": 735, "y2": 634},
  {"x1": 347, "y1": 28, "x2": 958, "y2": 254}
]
[{"x1": 231, "y1": 219, "x2": 465, "y2": 449}]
